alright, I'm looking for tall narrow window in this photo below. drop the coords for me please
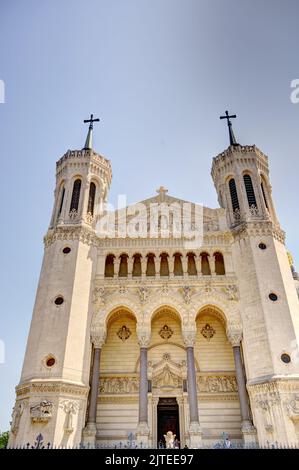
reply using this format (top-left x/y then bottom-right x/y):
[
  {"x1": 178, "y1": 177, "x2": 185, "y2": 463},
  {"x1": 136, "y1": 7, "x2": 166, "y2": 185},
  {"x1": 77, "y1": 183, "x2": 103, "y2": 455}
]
[
  {"x1": 214, "y1": 252, "x2": 225, "y2": 275},
  {"x1": 173, "y1": 253, "x2": 183, "y2": 276},
  {"x1": 261, "y1": 181, "x2": 269, "y2": 210},
  {"x1": 243, "y1": 174, "x2": 257, "y2": 207},
  {"x1": 70, "y1": 179, "x2": 81, "y2": 212},
  {"x1": 229, "y1": 178, "x2": 240, "y2": 212},
  {"x1": 58, "y1": 187, "x2": 65, "y2": 217},
  {"x1": 87, "y1": 182, "x2": 96, "y2": 215},
  {"x1": 201, "y1": 252, "x2": 211, "y2": 275},
  {"x1": 104, "y1": 255, "x2": 114, "y2": 277}
]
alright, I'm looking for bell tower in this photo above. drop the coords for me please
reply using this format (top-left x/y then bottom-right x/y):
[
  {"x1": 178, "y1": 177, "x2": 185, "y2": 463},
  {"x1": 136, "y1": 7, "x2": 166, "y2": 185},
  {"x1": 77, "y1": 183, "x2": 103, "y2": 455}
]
[
  {"x1": 211, "y1": 112, "x2": 299, "y2": 444},
  {"x1": 9, "y1": 116, "x2": 112, "y2": 447}
]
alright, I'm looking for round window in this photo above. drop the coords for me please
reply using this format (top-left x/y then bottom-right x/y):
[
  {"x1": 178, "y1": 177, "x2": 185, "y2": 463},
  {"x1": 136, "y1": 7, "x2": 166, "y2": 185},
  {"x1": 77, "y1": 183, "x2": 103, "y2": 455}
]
[
  {"x1": 54, "y1": 296, "x2": 64, "y2": 305},
  {"x1": 269, "y1": 293, "x2": 278, "y2": 302},
  {"x1": 63, "y1": 247, "x2": 71, "y2": 254},
  {"x1": 46, "y1": 357, "x2": 55, "y2": 367},
  {"x1": 281, "y1": 353, "x2": 291, "y2": 364},
  {"x1": 258, "y1": 243, "x2": 267, "y2": 250}
]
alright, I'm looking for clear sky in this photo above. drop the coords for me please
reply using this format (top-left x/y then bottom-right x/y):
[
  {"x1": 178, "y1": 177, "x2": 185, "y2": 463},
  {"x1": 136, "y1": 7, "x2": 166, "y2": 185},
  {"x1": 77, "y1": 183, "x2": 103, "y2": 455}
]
[{"x1": 0, "y1": 0, "x2": 298, "y2": 431}]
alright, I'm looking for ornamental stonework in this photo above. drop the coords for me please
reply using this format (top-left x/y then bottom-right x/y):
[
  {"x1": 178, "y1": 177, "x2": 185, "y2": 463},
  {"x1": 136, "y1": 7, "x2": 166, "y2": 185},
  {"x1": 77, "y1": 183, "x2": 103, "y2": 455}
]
[
  {"x1": 117, "y1": 325, "x2": 131, "y2": 342},
  {"x1": 200, "y1": 323, "x2": 216, "y2": 341},
  {"x1": 196, "y1": 375, "x2": 238, "y2": 393},
  {"x1": 159, "y1": 325, "x2": 173, "y2": 340},
  {"x1": 99, "y1": 376, "x2": 139, "y2": 394}
]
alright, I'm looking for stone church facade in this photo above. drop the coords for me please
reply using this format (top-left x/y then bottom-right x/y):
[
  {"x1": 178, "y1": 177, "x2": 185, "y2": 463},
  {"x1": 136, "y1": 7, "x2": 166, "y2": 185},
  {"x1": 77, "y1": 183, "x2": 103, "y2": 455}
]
[{"x1": 8, "y1": 122, "x2": 299, "y2": 448}]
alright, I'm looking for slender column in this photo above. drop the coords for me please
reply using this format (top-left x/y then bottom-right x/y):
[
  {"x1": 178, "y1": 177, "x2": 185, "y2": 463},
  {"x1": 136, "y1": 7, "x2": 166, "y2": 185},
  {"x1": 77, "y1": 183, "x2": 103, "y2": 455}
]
[
  {"x1": 186, "y1": 347, "x2": 199, "y2": 423},
  {"x1": 83, "y1": 332, "x2": 106, "y2": 444},
  {"x1": 139, "y1": 347, "x2": 148, "y2": 423},
  {"x1": 227, "y1": 328, "x2": 257, "y2": 444},
  {"x1": 136, "y1": 330, "x2": 151, "y2": 442},
  {"x1": 114, "y1": 256, "x2": 120, "y2": 278},
  {"x1": 182, "y1": 330, "x2": 202, "y2": 447},
  {"x1": 141, "y1": 257, "x2": 147, "y2": 279},
  {"x1": 195, "y1": 255, "x2": 201, "y2": 277},
  {"x1": 127, "y1": 255, "x2": 133, "y2": 279},
  {"x1": 168, "y1": 253, "x2": 175, "y2": 278},
  {"x1": 233, "y1": 345, "x2": 251, "y2": 425},
  {"x1": 154, "y1": 255, "x2": 160, "y2": 279},
  {"x1": 182, "y1": 255, "x2": 188, "y2": 277},
  {"x1": 88, "y1": 347, "x2": 101, "y2": 424},
  {"x1": 210, "y1": 254, "x2": 216, "y2": 275}
]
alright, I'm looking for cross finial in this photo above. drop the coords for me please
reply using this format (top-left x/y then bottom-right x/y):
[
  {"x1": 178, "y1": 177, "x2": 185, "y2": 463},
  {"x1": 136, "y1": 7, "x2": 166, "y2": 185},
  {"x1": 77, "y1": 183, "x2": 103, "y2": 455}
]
[
  {"x1": 220, "y1": 110, "x2": 239, "y2": 146},
  {"x1": 83, "y1": 114, "x2": 100, "y2": 150},
  {"x1": 156, "y1": 186, "x2": 168, "y2": 196},
  {"x1": 156, "y1": 186, "x2": 168, "y2": 202}
]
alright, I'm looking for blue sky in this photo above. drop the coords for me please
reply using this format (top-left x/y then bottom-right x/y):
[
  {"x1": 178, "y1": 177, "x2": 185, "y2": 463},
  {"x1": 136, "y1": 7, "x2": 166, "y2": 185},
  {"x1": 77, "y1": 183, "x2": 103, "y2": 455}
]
[{"x1": 0, "y1": 0, "x2": 298, "y2": 431}]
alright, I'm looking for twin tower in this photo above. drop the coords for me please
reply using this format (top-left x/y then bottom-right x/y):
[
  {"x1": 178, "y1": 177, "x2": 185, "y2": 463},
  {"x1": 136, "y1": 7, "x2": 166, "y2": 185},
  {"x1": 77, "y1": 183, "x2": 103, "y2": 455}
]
[{"x1": 8, "y1": 115, "x2": 299, "y2": 448}]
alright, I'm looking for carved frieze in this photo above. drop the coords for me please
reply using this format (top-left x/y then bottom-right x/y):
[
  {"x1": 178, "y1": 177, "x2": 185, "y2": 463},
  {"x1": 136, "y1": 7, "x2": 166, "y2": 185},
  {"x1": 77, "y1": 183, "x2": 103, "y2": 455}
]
[
  {"x1": 196, "y1": 375, "x2": 238, "y2": 393},
  {"x1": 99, "y1": 376, "x2": 139, "y2": 394},
  {"x1": 30, "y1": 400, "x2": 53, "y2": 423}
]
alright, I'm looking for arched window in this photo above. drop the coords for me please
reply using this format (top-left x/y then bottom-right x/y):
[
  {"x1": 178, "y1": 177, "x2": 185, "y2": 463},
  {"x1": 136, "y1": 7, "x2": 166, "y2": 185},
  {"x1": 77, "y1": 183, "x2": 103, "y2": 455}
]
[
  {"x1": 119, "y1": 254, "x2": 128, "y2": 277},
  {"x1": 160, "y1": 253, "x2": 169, "y2": 277},
  {"x1": 132, "y1": 254, "x2": 142, "y2": 277},
  {"x1": 87, "y1": 182, "x2": 96, "y2": 215},
  {"x1": 146, "y1": 253, "x2": 156, "y2": 277},
  {"x1": 228, "y1": 178, "x2": 240, "y2": 212},
  {"x1": 70, "y1": 179, "x2": 81, "y2": 212},
  {"x1": 261, "y1": 180, "x2": 269, "y2": 210},
  {"x1": 243, "y1": 174, "x2": 257, "y2": 207},
  {"x1": 173, "y1": 253, "x2": 183, "y2": 276},
  {"x1": 187, "y1": 253, "x2": 197, "y2": 275},
  {"x1": 104, "y1": 255, "x2": 114, "y2": 277},
  {"x1": 58, "y1": 186, "x2": 65, "y2": 217},
  {"x1": 214, "y1": 252, "x2": 225, "y2": 275},
  {"x1": 201, "y1": 252, "x2": 211, "y2": 275}
]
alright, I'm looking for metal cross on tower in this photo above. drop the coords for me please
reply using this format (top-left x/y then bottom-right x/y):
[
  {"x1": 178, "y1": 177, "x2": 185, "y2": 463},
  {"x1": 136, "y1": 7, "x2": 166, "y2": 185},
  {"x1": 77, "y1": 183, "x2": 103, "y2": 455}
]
[
  {"x1": 220, "y1": 110, "x2": 239, "y2": 147},
  {"x1": 83, "y1": 114, "x2": 100, "y2": 150}
]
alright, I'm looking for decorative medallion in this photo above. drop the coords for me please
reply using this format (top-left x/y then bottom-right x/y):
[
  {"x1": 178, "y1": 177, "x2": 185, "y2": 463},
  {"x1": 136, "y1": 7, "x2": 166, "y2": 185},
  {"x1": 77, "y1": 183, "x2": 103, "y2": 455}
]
[
  {"x1": 201, "y1": 323, "x2": 216, "y2": 341},
  {"x1": 117, "y1": 325, "x2": 131, "y2": 342},
  {"x1": 159, "y1": 325, "x2": 173, "y2": 340}
]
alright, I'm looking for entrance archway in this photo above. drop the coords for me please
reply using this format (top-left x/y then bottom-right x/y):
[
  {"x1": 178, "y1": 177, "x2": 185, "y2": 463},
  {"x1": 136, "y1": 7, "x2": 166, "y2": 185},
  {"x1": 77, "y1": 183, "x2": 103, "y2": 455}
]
[{"x1": 157, "y1": 397, "x2": 180, "y2": 448}]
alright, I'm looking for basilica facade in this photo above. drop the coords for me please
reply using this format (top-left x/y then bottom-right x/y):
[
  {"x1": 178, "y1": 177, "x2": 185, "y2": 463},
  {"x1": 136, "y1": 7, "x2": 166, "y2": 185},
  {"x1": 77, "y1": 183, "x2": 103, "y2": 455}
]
[{"x1": 8, "y1": 121, "x2": 299, "y2": 448}]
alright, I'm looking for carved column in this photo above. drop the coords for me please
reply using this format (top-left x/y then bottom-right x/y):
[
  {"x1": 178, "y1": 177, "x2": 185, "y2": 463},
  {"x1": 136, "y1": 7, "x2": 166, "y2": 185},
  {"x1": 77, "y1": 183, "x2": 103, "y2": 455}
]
[
  {"x1": 136, "y1": 329, "x2": 151, "y2": 444},
  {"x1": 154, "y1": 255, "x2": 160, "y2": 279},
  {"x1": 182, "y1": 330, "x2": 202, "y2": 448},
  {"x1": 195, "y1": 255, "x2": 202, "y2": 278},
  {"x1": 182, "y1": 255, "x2": 188, "y2": 277},
  {"x1": 114, "y1": 256, "x2": 120, "y2": 278},
  {"x1": 82, "y1": 332, "x2": 106, "y2": 445},
  {"x1": 141, "y1": 256, "x2": 147, "y2": 279},
  {"x1": 210, "y1": 254, "x2": 216, "y2": 275},
  {"x1": 227, "y1": 327, "x2": 257, "y2": 445},
  {"x1": 127, "y1": 255, "x2": 134, "y2": 279},
  {"x1": 168, "y1": 253, "x2": 175, "y2": 278}
]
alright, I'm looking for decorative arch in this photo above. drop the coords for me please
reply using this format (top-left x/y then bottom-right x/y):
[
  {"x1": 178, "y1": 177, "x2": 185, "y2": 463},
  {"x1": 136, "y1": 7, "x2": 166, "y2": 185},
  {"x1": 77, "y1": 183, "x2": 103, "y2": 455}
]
[
  {"x1": 195, "y1": 304, "x2": 227, "y2": 326},
  {"x1": 147, "y1": 299, "x2": 187, "y2": 325},
  {"x1": 105, "y1": 306, "x2": 138, "y2": 329}
]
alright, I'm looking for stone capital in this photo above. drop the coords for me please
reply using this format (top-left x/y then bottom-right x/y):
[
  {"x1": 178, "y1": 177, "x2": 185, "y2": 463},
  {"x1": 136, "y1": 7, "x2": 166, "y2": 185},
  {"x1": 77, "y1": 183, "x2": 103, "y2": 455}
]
[
  {"x1": 226, "y1": 324, "x2": 243, "y2": 346},
  {"x1": 182, "y1": 329, "x2": 196, "y2": 348},
  {"x1": 91, "y1": 329, "x2": 106, "y2": 348},
  {"x1": 137, "y1": 329, "x2": 151, "y2": 348}
]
